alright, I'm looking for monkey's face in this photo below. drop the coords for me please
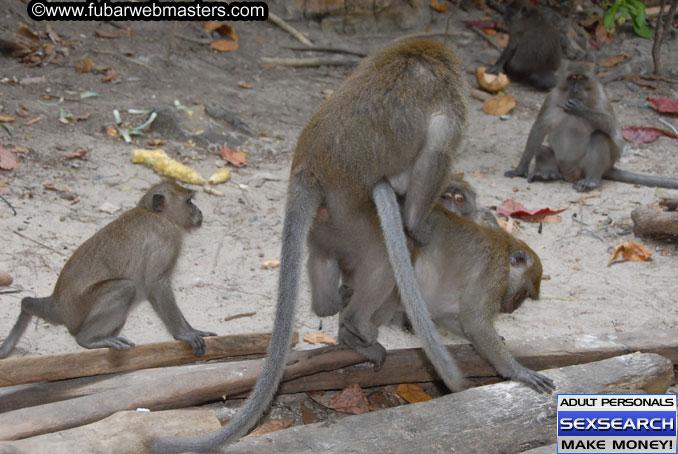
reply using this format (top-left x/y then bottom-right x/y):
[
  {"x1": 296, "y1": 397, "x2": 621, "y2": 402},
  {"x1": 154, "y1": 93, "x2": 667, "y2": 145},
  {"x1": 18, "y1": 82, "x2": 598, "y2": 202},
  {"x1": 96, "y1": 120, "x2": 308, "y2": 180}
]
[
  {"x1": 182, "y1": 192, "x2": 203, "y2": 229},
  {"x1": 439, "y1": 185, "x2": 476, "y2": 218},
  {"x1": 501, "y1": 248, "x2": 542, "y2": 314}
]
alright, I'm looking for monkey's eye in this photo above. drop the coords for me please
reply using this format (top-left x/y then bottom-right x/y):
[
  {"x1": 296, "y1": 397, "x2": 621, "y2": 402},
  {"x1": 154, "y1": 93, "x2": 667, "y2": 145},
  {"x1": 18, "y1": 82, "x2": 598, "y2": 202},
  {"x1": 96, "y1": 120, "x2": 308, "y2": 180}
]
[
  {"x1": 453, "y1": 193, "x2": 465, "y2": 204},
  {"x1": 441, "y1": 192, "x2": 453, "y2": 200}
]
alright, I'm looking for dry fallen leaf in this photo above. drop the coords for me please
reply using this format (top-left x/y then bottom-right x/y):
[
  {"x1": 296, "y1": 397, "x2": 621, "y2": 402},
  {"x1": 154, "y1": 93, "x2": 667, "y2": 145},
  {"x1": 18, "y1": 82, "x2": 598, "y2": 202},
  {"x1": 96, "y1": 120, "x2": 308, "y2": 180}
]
[
  {"x1": 330, "y1": 384, "x2": 369, "y2": 415},
  {"x1": 483, "y1": 94, "x2": 515, "y2": 116},
  {"x1": 75, "y1": 58, "x2": 96, "y2": 73},
  {"x1": 430, "y1": 0, "x2": 450, "y2": 13},
  {"x1": 622, "y1": 125, "x2": 677, "y2": 144},
  {"x1": 0, "y1": 115, "x2": 15, "y2": 123},
  {"x1": 219, "y1": 144, "x2": 247, "y2": 167},
  {"x1": 261, "y1": 258, "x2": 281, "y2": 270},
  {"x1": 210, "y1": 39, "x2": 239, "y2": 52},
  {"x1": 366, "y1": 388, "x2": 404, "y2": 411},
  {"x1": 300, "y1": 402, "x2": 320, "y2": 425},
  {"x1": 24, "y1": 117, "x2": 42, "y2": 126},
  {"x1": 246, "y1": 420, "x2": 292, "y2": 437},
  {"x1": 303, "y1": 333, "x2": 337, "y2": 345},
  {"x1": 608, "y1": 242, "x2": 652, "y2": 267},
  {"x1": 95, "y1": 30, "x2": 120, "y2": 39},
  {"x1": 648, "y1": 96, "x2": 678, "y2": 115},
  {"x1": 595, "y1": 22, "x2": 614, "y2": 44},
  {"x1": 0, "y1": 146, "x2": 19, "y2": 170},
  {"x1": 397, "y1": 383, "x2": 432, "y2": 404},
  {"x1": 66, "y1": 150, "x2": 88, "y2": 159},
  {"x1": 599, "y1": 54, "x2": 628, "y2": 68},
  {"x1": 97, "y1": 201, "x2": 121, "y2": 214},
  {"x1": 497, "y1": 199, "x2": 568, "y2": 218},
  {"x1": 238, "y1": 81, "x2": 253, "y2": 89}
]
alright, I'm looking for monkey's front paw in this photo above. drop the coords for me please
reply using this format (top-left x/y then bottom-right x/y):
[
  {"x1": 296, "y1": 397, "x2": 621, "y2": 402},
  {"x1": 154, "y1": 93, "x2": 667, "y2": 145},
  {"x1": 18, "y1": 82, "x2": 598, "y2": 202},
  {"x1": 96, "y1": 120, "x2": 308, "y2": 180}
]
[
  {"x1": 504, "y1": 168, "x2": 527, "y2": 179},
  {"x1": 561, "y1": 99, "x2": 587, "y2": 116},
  {"x1": 176, "y1": 331, "x2": 210, "y2": 356},
  {"x1": 104, "y1": 336, "x2": 136, "y2": 351},
  {"x1": 514, "y1": 368, "x2": 555, "y2": 393},
  {"x1": 573, "y1": 178, "x2": 599, "y2": 192}
]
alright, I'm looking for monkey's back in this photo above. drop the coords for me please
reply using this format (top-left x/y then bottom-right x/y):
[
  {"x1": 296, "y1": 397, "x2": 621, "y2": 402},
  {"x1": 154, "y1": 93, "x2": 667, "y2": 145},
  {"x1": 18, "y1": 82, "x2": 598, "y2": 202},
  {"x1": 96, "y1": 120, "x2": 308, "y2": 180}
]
[
  {"x1": 506, "y1": 11, "x2": 561, "y2": 76},
  {"x1": 293, "y1": 39, "x2": 468, "y2": 196},
  {"x1": 52, "y1": 207, "x2": 183, "y2": 332}
]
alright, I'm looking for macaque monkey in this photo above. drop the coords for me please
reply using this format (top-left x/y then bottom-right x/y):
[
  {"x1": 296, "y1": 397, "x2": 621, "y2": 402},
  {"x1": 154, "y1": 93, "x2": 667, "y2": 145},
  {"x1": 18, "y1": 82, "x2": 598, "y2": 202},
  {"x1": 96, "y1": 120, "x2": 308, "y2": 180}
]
[
  {"x1": 506, "y1": 62, "x2": 678, "y2": 191},
  {"x1": 309, "y1": 177, "x2": 551, "y2": 392},
  {"x1": 370, "y1": 206, "x2": 553, "y2": 392},
  {"x1": 486, "y1": 0, "x2": 562, "y2": 90},
  {"x1": 0, "y1": 181, "x2": 216, "y2": 359},
  {"x1": 151, "y1": 39, "x2": 468, "y2": 453},
  {"x1": 309, "y1": 175, "x2": 480, "y2": 319}
]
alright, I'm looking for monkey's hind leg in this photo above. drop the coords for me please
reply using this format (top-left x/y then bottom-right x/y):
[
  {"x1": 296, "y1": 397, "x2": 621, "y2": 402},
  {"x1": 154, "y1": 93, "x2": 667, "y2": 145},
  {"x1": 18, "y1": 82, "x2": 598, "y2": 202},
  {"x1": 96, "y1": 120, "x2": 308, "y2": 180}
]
[
  {"x1": 530, "y1": 145, "x2": 562, "y2": 182},
  {"x1": 400, "y1": 114, "x2": 459, "y2": 244},
  {"x1": 75, "y1": 280, "x2": 136, "y2": 351},
  {"x1": 0, "y1": 297, "x2": 62, "y2": 359},
  {"x1": 527, "y1": 72, "x2": 557, "y2": 90},
  {"x1": 573, "y1": 132, "x2": 612, "y2": 192}
]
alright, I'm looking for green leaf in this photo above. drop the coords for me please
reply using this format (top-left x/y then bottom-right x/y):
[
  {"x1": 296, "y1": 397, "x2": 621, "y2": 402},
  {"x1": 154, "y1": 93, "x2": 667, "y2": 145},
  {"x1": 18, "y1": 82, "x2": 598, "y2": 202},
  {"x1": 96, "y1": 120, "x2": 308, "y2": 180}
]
[
  {"x1": 604, "y1": 6, "x2": 618, "y2": 30},
  {"x1": 634, "y1": 24, "x2": 655, "y2": 39}
]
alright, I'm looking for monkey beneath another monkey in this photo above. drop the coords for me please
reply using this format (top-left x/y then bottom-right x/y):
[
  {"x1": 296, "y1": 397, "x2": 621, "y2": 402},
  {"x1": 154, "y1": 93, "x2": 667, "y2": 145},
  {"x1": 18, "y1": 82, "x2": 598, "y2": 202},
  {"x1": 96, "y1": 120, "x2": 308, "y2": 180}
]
[
  {"x1": 151, "y1": 38, "x2": 469, "y2": 453},
  {"x1": 0, "y1": 181, "x2": 216, "y2": 359},
  {"x1": 505, "y1": 61, "x2": 678, "y2": 192},
  {"x1": 310, "y1": 177, "x2": 553, "y2": 393},
  {"x1": 486, "y1": 0, "x2": 562, "y2": 90}
]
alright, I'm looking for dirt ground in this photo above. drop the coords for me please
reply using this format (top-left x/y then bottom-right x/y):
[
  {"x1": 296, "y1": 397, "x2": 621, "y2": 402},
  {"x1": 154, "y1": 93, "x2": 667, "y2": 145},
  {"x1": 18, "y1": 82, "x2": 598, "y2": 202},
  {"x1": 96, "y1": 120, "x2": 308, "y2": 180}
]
[{"x1": 0, "y1": 0, "x2": 677, "y2": 420}]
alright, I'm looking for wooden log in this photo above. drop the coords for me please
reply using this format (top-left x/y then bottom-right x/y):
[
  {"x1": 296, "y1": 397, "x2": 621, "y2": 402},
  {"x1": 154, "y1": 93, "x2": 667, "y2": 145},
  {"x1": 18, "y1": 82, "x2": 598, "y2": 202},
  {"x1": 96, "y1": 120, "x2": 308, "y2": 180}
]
[
  {"x1": 2, "y1": 330, "x2": 678, "y2": 421},
  {"x1": 0, "y1": 408, "x2": 220, "y2": 454},
  {"x1": 632, "y1": 207, "x2": 678, "y2": 238},
  {"x1": 0, "y1": 332, "x2": 297, "y2": 387},
  {"x1": 0, "y1": 346, "x2": 367, "y2": 440},
  {"x1": 224, "y1": 353, "x2": 674, "y2": 454}
]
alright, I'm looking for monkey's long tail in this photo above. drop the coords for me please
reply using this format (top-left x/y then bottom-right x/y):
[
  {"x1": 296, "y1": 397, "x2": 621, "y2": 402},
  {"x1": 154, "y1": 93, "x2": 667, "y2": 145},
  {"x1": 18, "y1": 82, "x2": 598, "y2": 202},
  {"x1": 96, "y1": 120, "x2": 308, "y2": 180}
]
[
  {"x1": 150, "y1": 173, "x2": 322, "y2": 454},
  {"x1": 604, "y1": 168, "x2": 678, "y2": 189},
  {"x1": 372, "y1": 181, "x2": 465, "y2": 392},
  {"x1": 0, "y1": 310, "x2": 32, "y2": 359}
]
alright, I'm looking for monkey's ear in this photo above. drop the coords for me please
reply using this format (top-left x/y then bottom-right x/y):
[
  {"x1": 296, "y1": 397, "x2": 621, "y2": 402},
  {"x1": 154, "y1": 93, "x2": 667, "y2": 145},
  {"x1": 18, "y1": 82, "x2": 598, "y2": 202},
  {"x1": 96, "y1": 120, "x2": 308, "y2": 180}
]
[
  {"x1": 510, "y1": 250, "x2": 527, "y2": 267},
  {"x1": 152, "y1": 193, "x2": 167, "y2": 212}
]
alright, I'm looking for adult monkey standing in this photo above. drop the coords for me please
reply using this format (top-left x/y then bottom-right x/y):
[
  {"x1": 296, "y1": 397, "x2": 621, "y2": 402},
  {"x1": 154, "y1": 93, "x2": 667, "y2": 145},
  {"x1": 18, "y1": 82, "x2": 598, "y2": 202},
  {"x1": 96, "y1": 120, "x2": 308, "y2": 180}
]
[{"x1": 152, "y1": 39, "x2": 468, "y2": 453}]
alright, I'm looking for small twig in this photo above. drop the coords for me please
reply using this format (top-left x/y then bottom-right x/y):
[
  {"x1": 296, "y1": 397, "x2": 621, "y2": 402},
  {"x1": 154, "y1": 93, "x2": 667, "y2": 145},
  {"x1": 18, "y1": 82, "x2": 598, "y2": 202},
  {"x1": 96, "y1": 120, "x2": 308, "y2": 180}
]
[
  {"x1": 659, "y1": 118, "x2": 678, "y2": 136},
  {"x1": 223, "y1": 312, "x2": 257, "y2": 323},
  {"x1": 13, "y1": 230, "x2": 67, "y2": 257},
  {"x1": 281, "y1": 46, "x2": 366, "y2": 57},
  {"x1": 268, "y1": 12, "x2": 313, "y2": 46},
  {"x1": 466, "y1": 24, "x2": 503, "y2": 51},
  {"x1": 443, "y1": 0, "x2": 463, "y2": 44},
  {"x1": 392, "y1": 29, "x2": 466, "y2": 42},
  {"x1": 0, "y1": 194, "x2": 16, "y2": 216},
  {"x1": 90, "y1": 48, "x2": 155, "y2": 71},
  {"x1": 175, "y1": 33, "x2": 212, "y2": 45},
  {"x1": 261, "y1": 56, "x2": 361, "y2": 67}
]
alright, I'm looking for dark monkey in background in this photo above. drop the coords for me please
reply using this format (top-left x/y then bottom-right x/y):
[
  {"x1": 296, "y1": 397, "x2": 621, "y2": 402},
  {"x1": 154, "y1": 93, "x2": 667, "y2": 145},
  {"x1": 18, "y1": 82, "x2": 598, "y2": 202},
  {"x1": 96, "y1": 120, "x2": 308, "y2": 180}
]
[
  {"x1": 0, "y1": 181, "x2": 215, "y2": 359},
  {"x1": 152, "y1": 39, "x2": 469, "y2": 453}
]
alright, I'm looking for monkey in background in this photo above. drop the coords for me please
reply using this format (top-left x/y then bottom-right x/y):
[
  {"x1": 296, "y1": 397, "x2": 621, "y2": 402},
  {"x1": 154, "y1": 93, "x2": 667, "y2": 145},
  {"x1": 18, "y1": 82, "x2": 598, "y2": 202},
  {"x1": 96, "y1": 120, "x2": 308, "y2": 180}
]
[
  {"x1": 151, "y1": 39, "x2": 468, "y2": 453},
  {"x1": 506, "y1": 61, "x2": 678, "y2": 191},
  {"x1": 0, "y1": 181, "x2": 216, "y2": 359},
  {"x1": 486, "y1": 0, "x2": 562, "y2": 90}
]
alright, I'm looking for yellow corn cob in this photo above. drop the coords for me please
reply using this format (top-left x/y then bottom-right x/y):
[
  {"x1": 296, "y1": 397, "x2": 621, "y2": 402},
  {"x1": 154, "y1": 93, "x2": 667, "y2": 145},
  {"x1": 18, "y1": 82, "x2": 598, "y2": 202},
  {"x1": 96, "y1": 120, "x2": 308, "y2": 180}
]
[
  {"x1": 132, "y1": 149, "x2": 206, "y2": 185},
  {"x1": 208, "y1": 168, "x2": 232, "y2": 185}
]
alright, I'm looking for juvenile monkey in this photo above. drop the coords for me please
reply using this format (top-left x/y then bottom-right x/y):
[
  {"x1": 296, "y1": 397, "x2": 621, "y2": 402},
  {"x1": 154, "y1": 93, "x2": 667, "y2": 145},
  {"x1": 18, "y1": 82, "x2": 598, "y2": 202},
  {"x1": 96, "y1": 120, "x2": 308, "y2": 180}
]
[
  {"x1": 0, "y1": 181, "x2": 216, "y2": 359},
  {"x1": 486, "y1": 0, "x2": 562, "y2": 90},
  {"x1": 505, "y1": 61, "x2": 678, "y2": 191},
  {"x1": 308, "y1": 175, "x2": 478, "y2": 319},
  {"x1": 370, "y1": 206, "x2": 553, "y2": 392},
  {"x1": 151, "y1": 39, "x2": 468, "y2": 453}
]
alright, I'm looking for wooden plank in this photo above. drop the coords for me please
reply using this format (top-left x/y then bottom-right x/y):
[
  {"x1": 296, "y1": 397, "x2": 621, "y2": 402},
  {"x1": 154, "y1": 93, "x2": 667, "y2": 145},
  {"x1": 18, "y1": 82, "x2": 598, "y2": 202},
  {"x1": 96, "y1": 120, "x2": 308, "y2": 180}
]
[
  {"x1": 0, "y1": 346, "x2": 367, "y2": 440},
  {"x1": 2, "y1": 329, "x2": 677, "y2": 416},
  {"x1": 0, "y1": 408, "x2": 220, "y2": 454},
  {"x1": 632, "y1": 207, "x2": 678, "y2": 238},
  {"x1": 0, "y1": 332, "x2": 298, "y2": 387},
  {"x1": 226, "y1": 353, "x2": 674, "y2": 454}
]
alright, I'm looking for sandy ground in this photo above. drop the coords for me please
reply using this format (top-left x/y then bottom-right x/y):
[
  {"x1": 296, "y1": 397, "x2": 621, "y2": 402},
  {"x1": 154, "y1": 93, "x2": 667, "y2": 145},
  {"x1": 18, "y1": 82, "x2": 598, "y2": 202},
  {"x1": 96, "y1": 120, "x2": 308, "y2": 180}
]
[{"x1": 0, "y1": 1, "x2": 677, "y2": 382}]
